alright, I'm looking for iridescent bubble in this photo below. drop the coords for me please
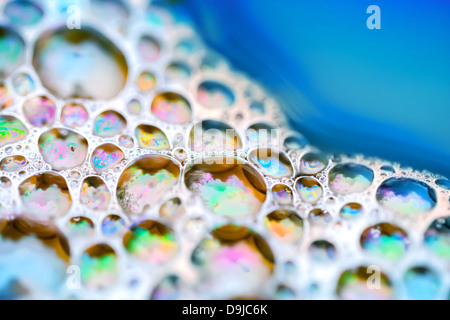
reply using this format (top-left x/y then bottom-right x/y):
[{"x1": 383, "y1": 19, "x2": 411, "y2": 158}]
[
  {"x1": 151, "y1": 92, "x2": 191, "y2": 124},
  {"x1": 329, "y1": 163, "x2": 374, "y2": 195},
  {"x1": 283, "y1": 135, "x2": 308, "y2": 149},
  {"x1": 184, "y1": 157, "x2": 267, "y2": 219},
  {"x1": 138, "y1": 35, "x2": 160, "y2": 62},
  {"x1": 376, "y1": 178, "x2": 437, "y2": 215},
  {"x1": 264, "y1": 208, "x2": 303, "y2": 243},
  {"x1": 0, "y1": 26, "x2": 25, "y2": 77},
  {"x1": 19, "y1": 172, "x2": 72, "y2": 217},
  {"x1": 123, "y1": 220, "x2": 178, "y2": 264},
  {"x1": 81, "y1": 243, "x2": 118, "y2": 289},
  {"x1": 249, "y1": 101, "x2": 265, "y2": 114},
  {"x1": 197, "y1": 81, "x2": 235, "y2": 108},
  {"x1": 165, "y1": 62, "x2": 191, "y2": 81},
  {"x1": 0, "y1": 215, "x2": 70, "y2": 299},
  {"x1": 91, "y1": 143, "x2": 124, "y2": 173},
  {"x1": 127, "y1": 98, "x2": 142, "y2": 115},
  {"x1": 61, "y1": 103, "x2": 88, "y2": 128},
  {"x1": 0, "y1": 155, "x2": 27, "y2": 172},
  {"x1": 22, "y1": 95, "x2": 56, "y2": 127},
  {"x1": 295, "y1": 177, "x2": 323, "y2": 204},
  {"x1": 300, "y1": 152, "x2": 328, "y2": 175},
  {"x1": 0, "y1": 115, "x2": 27, "y2": 147},
  {"x1": 246, "y1": 123, "x2": 276, "y2": 146},
  {"x1": 360, "y1": 223, "x2": 409, "y2": 260},
  {"x1": 175, "y1": 38, "x2": 199, "y2": 55},
  {"x1": 67, "y1": 216, "x2": 95, "y2": 237},
  {"x1": 435, "y1": 178, "x2": 450, "y2": 190},
  {"x1": 119, "y1": 134, "x2": 134, "y2": 148},
  {"x1": 0, "y1": 83, "x2": 13, "y2": 109},
  {"x1": 271, "y1": 184, "x2": 293, "y2": 205},
  {"x1": 4, "y1": 0, "x2": 43, "y2": 26},
  {"x1": 80, "y1": 176, "x2": 111, "y2": 211},
  {"x1": 337, "y1": 266, "x2": 393, "y2": 300},
  {"x1": 380, "y1": 165, "x2": 395, "y2": 173},
  {"x1": 404, "y1": 266, "x2": 441, "y2": 300},
  {"x1": 12, "y1": 72, "x2": 35, "y2": 96},
  {"x1": 32, "y1": 27, "x2": 128, "y2": 99},
  {"x1": 135, "y1": 124, "x2": 170, "y2": 150},
  {"x1": 101, "y1": 214, "x2": 126, "y2": 236},
  {"x1": 192, "y1": 225, "x2": 274, "y2": 297},
  {"x1": 424, "y1": 216, "x2": 450, "y2": 258},
  {"x1": 340, "y1": 202, "x2": 363, "y2": 219},
  {"x1": 308, "y1": 208, "x2": 332, "y2": 224},
  {"x1": 248, "y1": 148, "x2": 294, "y2": 178},
  {"x1": 189, "y1": 120, "x2": 242, "y2": 152},
  {"x1": 275, "y1": 285, "x2": 296, "y2": 300},
  {"x1": 309, "y1": 240, "x2": 336, "y2": 262},
  {"x1": 117, "y1": 155, "x2": 180, "y2": 215},
  {"x1": 135, "y1": 71, "x2": 156, "y2": 93},
  {"x1": 38, "y1": 128, "x2": 88, "y2": 170},
  {"x1": 159, "y1": 197, "x2": 185, "y2": 221},
  {"x1": 151, "y1": 274, "x2": 181, "y2": 300},
  {"x1": 93, "y1": 110, "x2": 127, "y2": 137}
]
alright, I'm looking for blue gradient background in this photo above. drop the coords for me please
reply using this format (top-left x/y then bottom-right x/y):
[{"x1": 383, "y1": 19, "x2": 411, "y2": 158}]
[{"x1": 164, "y1": 0, "x2": 450, "y2": 177}]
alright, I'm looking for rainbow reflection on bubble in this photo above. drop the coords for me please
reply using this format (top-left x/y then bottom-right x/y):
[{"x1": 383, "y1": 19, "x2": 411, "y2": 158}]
[
  {"x1": 135, "y1": 124, "x2": 170, "y2": 150},
  {"x1": 61, "y1": 103, "x2": 89, "y2": 128},
  {"x1": 337, "y1": 266, "x2": 393, "y2": 300},
  {"x1": 189, "y1": 120, "x2": 242, "y2": 152},
  {"x1": 159, "y1": 197, "x2": 185, "y2": 221},
  {"x1": 424, "y1": 217, "x2": 450, "y2": 258},
  {"x1": 22, "y1": 95, "x2": 56, "y2": 127},
  {"x1": 38, "y1": 128, "x2": 88, "y2": 171},
  {"x1": 300, "y1": 152, "x2": 328, "y2": 175},
  {"x1": 309, "y1": 240, "x2": 336, "y2": 262},
  {"x1": 248, "y1": 148, "x2": 293, "y2": 178},
  {"x1": 197, "y1": 81, "x2": 235, "y2": 108},
  {"x1": 93, "y1": 110, "x2": 127, "y2": 137},
  {"x1": 295, "y1": 177, "x2": 323, "y2": 204},
  {"x1": 117, "y1": 155, "x2": 180, "y2": 215},
  {"x1": 91, "y1": 143, "x2": 124, "y2": 173},
  {"x1": 340, "y1": 202, "x2": 363, "y2": 219},
  {"x1": 0, "y1": 115, "x2": 28, "y2": 147},
  {"x1": 184, "y1": 157, "x2": 266, "y2": 219},
  {"x1": 0, "y1": 155, "x2": 27, "y2": 172},
  {"x1": 264, "y1": 208, "x2": 303, "y2": 243},
  {"x1": 127, "y1": 98, "x2": 142, "y2": 115},
  {"x1": 376, "y1": 177, "x2": 437, "y2": 215},
  {"x1": 151, "y1": 92, "x2": 191, "y2": 124},
  {"x1": 138, "y1": 35, "x2": 160, "y2": 62},
  {"x1": 123, "y1": 220, "x2": 178, "y2": 264},
  {"x1": 18, "y1": 172, "x2": 72, "y2": 218},
  {"x1": 360, "y1": 223, "x2": 409, "y2": 260},
  {"x1": 192, "y1": 225, "x2": 274, "y2": 298},
  {"x1": 271, "y1": 184, "x2": 293, "y2": 205},
  {"x1": 119, "y1": 134, "x2": 134, "y2": 148},
  {"x1": 328, "y1": 163, "x2": 374, "y2": 195},
  {"x1": 80, "y1": 176, "x2": 111, "y2": 211},
  {"x1": 81, "y1": 243, "x2": 118, "y2": 289},
  {"x1": 67, "y1": 216, "x2": 95, "y2": 237}
]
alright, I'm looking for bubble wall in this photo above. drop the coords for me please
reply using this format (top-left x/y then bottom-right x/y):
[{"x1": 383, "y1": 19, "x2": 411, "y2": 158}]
[{"x1": 0, "y1": 0, "x2": 448, "y2": 300}]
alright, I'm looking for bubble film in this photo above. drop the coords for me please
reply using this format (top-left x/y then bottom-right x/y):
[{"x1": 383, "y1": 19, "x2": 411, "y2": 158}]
[{"x1": 0, "y1": 2, "x2": 448, "y2": 300}]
